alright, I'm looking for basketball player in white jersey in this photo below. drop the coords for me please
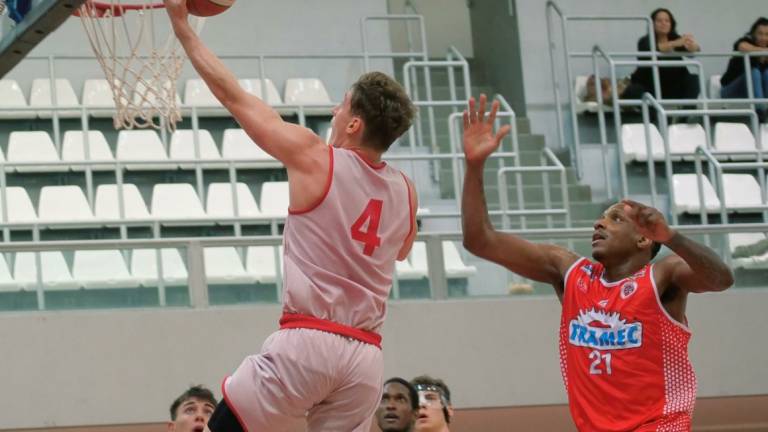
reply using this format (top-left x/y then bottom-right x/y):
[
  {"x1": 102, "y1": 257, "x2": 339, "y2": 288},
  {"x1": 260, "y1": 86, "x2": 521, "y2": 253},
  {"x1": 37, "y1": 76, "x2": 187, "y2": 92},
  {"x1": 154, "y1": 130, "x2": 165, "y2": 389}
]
[{"x1": 164, "y1": 2, "x2": 419, "y2": 431}]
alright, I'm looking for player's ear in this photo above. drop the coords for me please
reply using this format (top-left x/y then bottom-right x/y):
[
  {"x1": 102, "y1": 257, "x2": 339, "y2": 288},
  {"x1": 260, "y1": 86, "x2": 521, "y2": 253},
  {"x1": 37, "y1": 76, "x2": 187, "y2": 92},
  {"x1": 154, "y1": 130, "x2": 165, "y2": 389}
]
[
  {"x1": 637, "y1": 235, "x2": 653, "y2": 251},
  {"x1": 347, "y1": 116, "x2": 363, "y2": 135}
]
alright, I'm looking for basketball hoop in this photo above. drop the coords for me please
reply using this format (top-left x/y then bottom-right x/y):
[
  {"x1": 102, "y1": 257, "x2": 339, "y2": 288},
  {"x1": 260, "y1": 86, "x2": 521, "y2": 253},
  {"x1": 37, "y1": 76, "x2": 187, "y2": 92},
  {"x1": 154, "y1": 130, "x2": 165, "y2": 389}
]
[{"x1": 77, "y1": 0, "x2": 203, "y2": 131}]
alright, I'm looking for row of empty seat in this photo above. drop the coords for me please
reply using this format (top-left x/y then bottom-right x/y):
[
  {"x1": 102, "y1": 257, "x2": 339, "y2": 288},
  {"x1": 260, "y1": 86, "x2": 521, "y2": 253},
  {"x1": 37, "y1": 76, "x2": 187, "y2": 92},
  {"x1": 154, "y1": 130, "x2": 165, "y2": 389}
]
[
  {"x1": 0, "y1": 182, "x2": 289, "y2": 224},
  {"x1": 0, "y1": 129, "x2": 279, "y2": 172},
  {"x1": 0, "y1": 78, "x2": 333, "y2": 119},
  {"x1": 0, "y1": 241, "x2": 476, "y2": 292},
  {"x1": 672, "y1": 173, "x2": 768, "y2": 214},
  {"x1": 621, "y1": 122, "x2": 768, "y2": 162}
]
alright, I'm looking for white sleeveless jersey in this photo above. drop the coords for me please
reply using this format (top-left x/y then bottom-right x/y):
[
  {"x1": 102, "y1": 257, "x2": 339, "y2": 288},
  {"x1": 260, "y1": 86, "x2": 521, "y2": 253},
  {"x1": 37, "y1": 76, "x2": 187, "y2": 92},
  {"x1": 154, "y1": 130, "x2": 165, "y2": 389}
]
[{"x1": 281, "y1": 147, "x2": 413, "y2": 333}]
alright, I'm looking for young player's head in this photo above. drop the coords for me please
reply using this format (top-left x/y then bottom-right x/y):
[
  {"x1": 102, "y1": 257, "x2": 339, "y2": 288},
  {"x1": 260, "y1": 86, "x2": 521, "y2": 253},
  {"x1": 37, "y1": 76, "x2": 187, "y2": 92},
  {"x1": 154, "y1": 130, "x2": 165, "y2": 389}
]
[
  {"x1": 330, "y1": 71, "x2": 416, "y2": 154},
  {"x1": 168, "y1": 385, "x2": 217, "y2": 432},
  {"x1": 376, "y1": 377, "x2": 419, "y2": 432},
  {"x1": 411, "y1": 375, "x2": 453, "y2": 432},
  {"x1": 591, "y1": 203, "x2": 662, "y2": 266}
]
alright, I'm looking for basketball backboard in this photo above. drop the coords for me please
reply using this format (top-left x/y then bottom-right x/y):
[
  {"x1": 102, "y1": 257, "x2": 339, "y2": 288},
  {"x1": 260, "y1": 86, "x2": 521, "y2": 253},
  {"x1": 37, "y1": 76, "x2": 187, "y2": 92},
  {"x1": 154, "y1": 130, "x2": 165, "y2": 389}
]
[{"x1": 0, "y1": 0, "x2": 86, "y2": 77}]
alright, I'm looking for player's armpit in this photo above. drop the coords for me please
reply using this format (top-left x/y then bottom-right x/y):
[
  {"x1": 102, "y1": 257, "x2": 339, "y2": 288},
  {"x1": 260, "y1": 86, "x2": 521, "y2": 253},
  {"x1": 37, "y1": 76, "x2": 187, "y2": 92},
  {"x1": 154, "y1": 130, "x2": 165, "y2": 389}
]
[{"x1": 471, "y1": 232, "x2": 580, "y2": 286}]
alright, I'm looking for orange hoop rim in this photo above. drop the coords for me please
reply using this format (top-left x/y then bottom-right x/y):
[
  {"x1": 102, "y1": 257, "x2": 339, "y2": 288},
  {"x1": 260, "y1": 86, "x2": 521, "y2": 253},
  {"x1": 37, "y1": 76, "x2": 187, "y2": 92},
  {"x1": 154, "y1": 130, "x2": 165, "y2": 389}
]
[{"x1": 77, "y1": 1, "x2": 165, "y2": 17}]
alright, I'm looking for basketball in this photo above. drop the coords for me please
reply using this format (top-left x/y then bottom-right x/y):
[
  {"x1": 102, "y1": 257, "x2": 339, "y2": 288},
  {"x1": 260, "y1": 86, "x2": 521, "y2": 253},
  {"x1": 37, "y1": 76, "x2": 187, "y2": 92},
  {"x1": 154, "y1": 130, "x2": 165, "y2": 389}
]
[{"x1": 186, "y1": 0, "x2": 235, "y2": 17}]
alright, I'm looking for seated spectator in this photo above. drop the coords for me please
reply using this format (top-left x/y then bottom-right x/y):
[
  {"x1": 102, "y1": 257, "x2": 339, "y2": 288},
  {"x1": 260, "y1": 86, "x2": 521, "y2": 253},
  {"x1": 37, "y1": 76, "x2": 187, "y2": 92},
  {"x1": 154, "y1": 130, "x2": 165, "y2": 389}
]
[
  {"x1": 376, "y1": 377, "x2": 419, "y2": 432},
  {"x1": 625, "y1": 8, "x2": 701, "y2": 101},
  {"x1": 168, "y1": 385, "x2": 217, "y2": 432},
  {"x1": 411, "y1": 375, "x2": 453, "y2": 432},
  {"x1": 720, "y1": 17, "x2": 768, "y2": 121}
]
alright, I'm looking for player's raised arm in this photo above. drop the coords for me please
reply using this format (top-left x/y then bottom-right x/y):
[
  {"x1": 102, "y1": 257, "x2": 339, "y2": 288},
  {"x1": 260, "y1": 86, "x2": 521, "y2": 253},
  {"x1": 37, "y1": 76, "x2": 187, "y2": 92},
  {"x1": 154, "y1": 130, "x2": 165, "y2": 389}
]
[
  {"x1": 461, "y1": 94, "x2": 579, "y2": 294},
  {"x1": 621, "y1": 199, "x2": 734, "y2": 294},
  {"x1": 164, "y1": 0, "x2": 323, "y2": 171}
]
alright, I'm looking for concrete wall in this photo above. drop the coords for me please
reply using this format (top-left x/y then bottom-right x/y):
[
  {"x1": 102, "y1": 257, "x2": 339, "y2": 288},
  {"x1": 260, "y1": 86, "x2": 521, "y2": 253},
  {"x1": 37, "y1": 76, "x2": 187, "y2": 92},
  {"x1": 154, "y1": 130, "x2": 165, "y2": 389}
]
[
  {"x1": 468, "y1": 0, "x2": 527, "y2": 115},
  {"x1": 1, "y1": 290, "x2": 767, "y2": 429},
  {"x1": 3, "y1": 0, "x2": 393, "y2": 102},
  {"x1": 387, "y1": 0, "x2": 474, "y2": 58}
]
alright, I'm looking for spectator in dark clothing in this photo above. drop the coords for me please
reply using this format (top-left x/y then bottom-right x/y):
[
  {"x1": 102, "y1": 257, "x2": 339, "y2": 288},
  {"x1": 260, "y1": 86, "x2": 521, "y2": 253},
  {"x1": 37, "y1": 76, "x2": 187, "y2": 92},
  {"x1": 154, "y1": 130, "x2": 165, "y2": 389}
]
[
  {"x1": 624, "y1": 8, "x2": 701, "y2": 101},
  {"x1": 720, "y1": 17, "x2": 768, "y2": 120}
]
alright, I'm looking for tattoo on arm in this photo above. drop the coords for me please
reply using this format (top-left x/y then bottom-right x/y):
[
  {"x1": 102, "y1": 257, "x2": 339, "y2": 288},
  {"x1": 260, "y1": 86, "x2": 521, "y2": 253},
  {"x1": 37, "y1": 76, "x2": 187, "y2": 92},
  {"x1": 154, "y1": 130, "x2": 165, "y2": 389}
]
[{"x1": 664, "y1": 232, "x2": 734, "y2": 290}]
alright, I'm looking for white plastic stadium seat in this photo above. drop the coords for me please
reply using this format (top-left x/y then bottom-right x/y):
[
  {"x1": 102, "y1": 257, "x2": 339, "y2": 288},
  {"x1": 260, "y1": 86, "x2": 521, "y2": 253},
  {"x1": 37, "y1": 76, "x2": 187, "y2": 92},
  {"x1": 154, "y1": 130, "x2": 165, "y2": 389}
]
[
  {"x1": 761, "y1": 124, "x2": 768, "y2": 151},
  {"x1": 116, "y1": 130, "x2": 174, "y2": 170},
  {"x1": 14, "y1": 251, "x2": 79, "y2": 290},
  {"x1": 668, "y1": 124, "x2": 706, "y2": 160},
  {"x1": 395, "y1": 258, "x2": 424, "y2": 280},
  {"x1": 94, "y1": 184, "x2": 151, "y2": 221},
  {"x1": 671, "y1": 174, "x2": 722, "y2": 214},
  {"x1": 221, "y1": 128, "x2": 280, "y2": 168},
  {"x1": 442, "y1": 241, "x2": 477, "y2": 278},
  {"x1": 621, "y1": 124, "x2": 665, "y2": 162},
  {"x1": 722, "y1": 174, "x2": 765, "y2": 211},
  {"x1": 62, "y1": 130, "x2": 115, "y2": 171},
  {"x1": 245, "y1": 246, "x2": 281, "y2": 283},
  {"x1": 714, "y1": 122, "x2": 757, "y2": 160},
  {"x1": 30, "y1": 78, "x2": 80, "y2": 118},
  {"x1": 38, "y1": 186, "x2": 96, "y2": 225},
  {"x1": 259, "y1": 181, "x2": 289, "y2": 218},
  {"x1": 184, "y1": 79, "x2": 228, "y2": 117},
  {"x1": 7, "y1": 131, "x2": 67, "y2": 173},
  {"x1": 0, "y1": 187, "x2": 38, "y2": 223},
  {"x1": 151, "y1": 183, "x2": 208, "y2": 222},
  {"x1": 204, "y1": 247, "x2": 256, "y2": 285},
  {"x1": 0, "y1": 79, "x2": 35, "y2": 119},
  {"x1": 131, "y1": 248, "x2": 188, "y2": 286},
  {"x1": 0, "y1": 254, "x2": 19, "y2": 292},
  {"x1": 82, "y1": 79, "x2": 117, "y2": 118},
  {"x1": 73, "y1": 250, "x2": 140, "y2": 289},
  {"x1": 169, "y1": 129, "x2": 223, "y2": 169},
  {"x1": 206, "y1": 183, "x2": 262, "y2": 218},
  {"x1": 239, "y1": 78, "x2": 284, "y2": 105},
  {"x1": 284, "y1": 78, "x2": 333, "y2": 114}
]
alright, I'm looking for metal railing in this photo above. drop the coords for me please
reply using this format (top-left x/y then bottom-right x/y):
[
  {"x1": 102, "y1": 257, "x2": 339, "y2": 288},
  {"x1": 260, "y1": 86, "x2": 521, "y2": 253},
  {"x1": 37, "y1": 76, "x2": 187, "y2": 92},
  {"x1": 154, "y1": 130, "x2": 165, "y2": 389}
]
[
  {"x1": 639, "y1": 94, "x2": 765, "y2": 225},
  {"x1": 692, "y1": 146, "x2": 768, "y2": 225},
  {"x1": 3, "y1": 222, "x2": 767, "y2": 312},
  {"x1": 546, "y1": 0, "x2": 657, "y2": 177}
]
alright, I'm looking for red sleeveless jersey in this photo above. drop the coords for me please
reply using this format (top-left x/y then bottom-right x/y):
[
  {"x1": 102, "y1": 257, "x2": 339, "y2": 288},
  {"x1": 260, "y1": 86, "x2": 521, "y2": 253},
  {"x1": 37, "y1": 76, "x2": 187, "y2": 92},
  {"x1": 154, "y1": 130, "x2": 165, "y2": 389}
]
[{"x1": 559, "y1": 258, "x2": 696, "y2": 431}]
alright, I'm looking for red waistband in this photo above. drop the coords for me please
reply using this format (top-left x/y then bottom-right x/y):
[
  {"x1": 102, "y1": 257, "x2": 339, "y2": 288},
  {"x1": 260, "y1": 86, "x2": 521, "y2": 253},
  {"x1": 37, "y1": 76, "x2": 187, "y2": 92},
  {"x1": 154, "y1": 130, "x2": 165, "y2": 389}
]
[{"x1": 279, "y1": 313, "x2": 382, "y2": 349}]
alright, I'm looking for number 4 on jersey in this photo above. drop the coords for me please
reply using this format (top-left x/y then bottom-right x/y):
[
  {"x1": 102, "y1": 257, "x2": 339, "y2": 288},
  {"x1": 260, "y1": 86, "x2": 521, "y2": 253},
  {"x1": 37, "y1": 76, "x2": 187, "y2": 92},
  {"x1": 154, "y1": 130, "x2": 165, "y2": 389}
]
[{"x1": 351, "y1": 199, "x2": 383, "y2": 256}]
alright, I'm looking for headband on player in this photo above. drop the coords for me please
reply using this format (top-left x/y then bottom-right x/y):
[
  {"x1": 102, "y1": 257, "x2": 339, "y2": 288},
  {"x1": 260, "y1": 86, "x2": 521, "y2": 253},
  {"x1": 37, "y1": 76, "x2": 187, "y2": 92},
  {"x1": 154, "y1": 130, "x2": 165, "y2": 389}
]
[{"x1": 415, "y1": 384, "x2": 450, "y2": 407}]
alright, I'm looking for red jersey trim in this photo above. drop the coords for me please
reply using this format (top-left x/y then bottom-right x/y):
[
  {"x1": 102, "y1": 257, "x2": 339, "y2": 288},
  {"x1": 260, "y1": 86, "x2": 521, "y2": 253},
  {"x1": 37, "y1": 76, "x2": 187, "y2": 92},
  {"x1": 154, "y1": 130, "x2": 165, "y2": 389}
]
[
  {"x1": 351, "y1": 148, "x2": 387, "y2": 170},
  {"x1": 401, "y1": 172, "x2": 415, "y2": 241},
  {"x1": 221, "y1": 376, "x2": 250, "y2": 432},
  {"x1": 649, "y1": 264, "x2": 692, "y2": 334},
  {"x1": 288, "y1": 146, "x2": 334, "y2": 215},
  {"x1": 279, "y1": 313, "x2": 382, "y2": 349},
  {"x1": 562, "y1": 257, "x2": 587, "y2": 295}
]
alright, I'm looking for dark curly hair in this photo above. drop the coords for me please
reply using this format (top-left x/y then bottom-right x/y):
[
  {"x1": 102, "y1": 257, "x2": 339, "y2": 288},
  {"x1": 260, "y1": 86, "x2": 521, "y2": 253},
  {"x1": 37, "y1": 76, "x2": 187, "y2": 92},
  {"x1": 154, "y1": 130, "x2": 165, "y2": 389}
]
[
  {"x1": 169, "y1": 385, "x2": 216, "y2": 420},
  {"x1": 350, "y1": 71, "x2": 416, "y2": 152}
]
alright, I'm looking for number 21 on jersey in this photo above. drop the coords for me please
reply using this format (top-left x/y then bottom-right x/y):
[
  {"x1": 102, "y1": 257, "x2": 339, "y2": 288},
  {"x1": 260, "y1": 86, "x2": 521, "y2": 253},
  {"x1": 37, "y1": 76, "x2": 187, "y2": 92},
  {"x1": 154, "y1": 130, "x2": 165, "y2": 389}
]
[{"x1": 351, "y1": 199, "x2": 384, "y2": 256}]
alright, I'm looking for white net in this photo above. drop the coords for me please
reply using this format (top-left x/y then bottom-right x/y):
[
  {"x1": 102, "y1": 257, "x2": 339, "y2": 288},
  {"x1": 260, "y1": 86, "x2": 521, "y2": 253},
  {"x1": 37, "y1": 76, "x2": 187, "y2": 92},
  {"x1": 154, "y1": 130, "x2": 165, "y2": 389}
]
[{"x1": 78, "y1": 1, "x2": 202, "y2": 131}]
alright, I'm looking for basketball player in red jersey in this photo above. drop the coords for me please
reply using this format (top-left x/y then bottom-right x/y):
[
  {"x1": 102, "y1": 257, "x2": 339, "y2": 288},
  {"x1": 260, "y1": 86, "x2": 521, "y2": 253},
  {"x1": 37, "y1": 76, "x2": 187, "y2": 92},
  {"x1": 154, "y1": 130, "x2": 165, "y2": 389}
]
[
  {"x1": 461, "y1": 94, "x2": 734, "y2": 431},
  {"x1": 165, "y1": 2, "x2": 419, "y2": 431}
]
